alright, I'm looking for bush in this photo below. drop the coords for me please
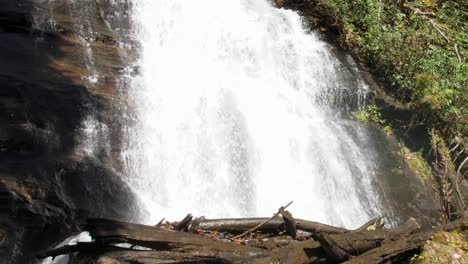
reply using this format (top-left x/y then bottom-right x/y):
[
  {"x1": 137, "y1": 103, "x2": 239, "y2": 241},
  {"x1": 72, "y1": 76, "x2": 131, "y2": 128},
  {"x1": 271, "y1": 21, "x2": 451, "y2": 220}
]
[
  {"x1": 319, "y1": 0, "x2": 467, "y2": 138},
  {"x1": 353, "y1": 105, "x2": 392, "y2": 134}
]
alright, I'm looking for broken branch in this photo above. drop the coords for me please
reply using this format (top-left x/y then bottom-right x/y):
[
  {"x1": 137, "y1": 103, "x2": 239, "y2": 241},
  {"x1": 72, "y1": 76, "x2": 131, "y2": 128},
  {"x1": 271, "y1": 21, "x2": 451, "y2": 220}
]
[{"x1": 232, "y1": 201, "x2": 293, "y2": 239}]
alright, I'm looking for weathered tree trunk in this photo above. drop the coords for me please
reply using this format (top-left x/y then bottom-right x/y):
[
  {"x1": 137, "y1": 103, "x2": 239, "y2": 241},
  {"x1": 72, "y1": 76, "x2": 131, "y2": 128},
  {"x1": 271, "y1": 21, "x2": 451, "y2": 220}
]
[
  {"x1": 190, "y1": 216, "x2": 349, "y2": 234},
  {"x1": 329, "y1": 218, "x2": 421, "y2": 255},
  {"x1": 353, "y1": 217, "x2": 384, "y2": 232},
  {"x1": 41, "y1": 216, "x2": 468, "y2": 264},
  {"x1": 345, "y1": 216, "x2": 468, "y2": 263},
  {"x1": 312, "y1": 231, "x2": 351, "y2": 263},
  {"x1": 84, "y1": 218, "x2": 262, "y2": 254}
]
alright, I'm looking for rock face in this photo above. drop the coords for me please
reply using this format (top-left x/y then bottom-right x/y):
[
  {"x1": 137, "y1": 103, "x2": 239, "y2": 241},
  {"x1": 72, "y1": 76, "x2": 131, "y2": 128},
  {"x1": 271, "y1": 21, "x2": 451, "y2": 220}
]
[{"x1": 0, "y1": 1, "x2": 143, "y2": 263}]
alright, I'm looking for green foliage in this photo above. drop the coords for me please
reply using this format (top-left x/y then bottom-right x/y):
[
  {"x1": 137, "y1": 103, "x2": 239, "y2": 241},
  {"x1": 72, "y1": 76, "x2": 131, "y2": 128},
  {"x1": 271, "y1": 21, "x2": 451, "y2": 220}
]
[
  {"x1": 412, "y1": 231, "x2": 468, "y2": 263},
  {"x1": 352, "y1": 109, "x2": 371, "y2": 124},
  {"x1": 353, "y1": 105, "x2": 392, "y2": 134},
  {"x1": 430, "y1": 128, "x2": 444, "y2": 153},
  {"x1": 320, "y1": 0, "x2": 468, "y2": 137},
  {"x1": 410, "y1": 253, "x2": 425, "y2": 263},
  {"x1": 383, "y1": 125, "x2": 392, "y2": 135},
  {"x1": 407, "y1": 149, "x2": 433, "y2": 180}
]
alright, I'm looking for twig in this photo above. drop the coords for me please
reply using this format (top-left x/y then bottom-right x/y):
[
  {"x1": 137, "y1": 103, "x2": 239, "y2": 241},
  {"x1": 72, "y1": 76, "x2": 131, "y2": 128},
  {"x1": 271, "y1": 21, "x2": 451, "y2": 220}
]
[
  {"x1": 457, "y1": 156, "x2": 468, "y2": 176},
  {"x1": 155, "y1": 218, "x2": 165, "y2": 227},
  {"x1": 402, "y1": 4, "x2": 436, "y2": 17},
  {"x1": 232, "y1": 201, "x2": 293, "y2": 239},
  {"x1": 448, "y1": 142, "x2": 460, "y2": 153}
]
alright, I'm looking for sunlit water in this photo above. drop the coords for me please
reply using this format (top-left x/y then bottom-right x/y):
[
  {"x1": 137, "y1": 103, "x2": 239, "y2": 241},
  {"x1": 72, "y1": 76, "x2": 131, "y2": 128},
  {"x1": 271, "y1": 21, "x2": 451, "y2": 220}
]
[{"x1": 123, "y1": 0, "x2": 388, "y2": 228}]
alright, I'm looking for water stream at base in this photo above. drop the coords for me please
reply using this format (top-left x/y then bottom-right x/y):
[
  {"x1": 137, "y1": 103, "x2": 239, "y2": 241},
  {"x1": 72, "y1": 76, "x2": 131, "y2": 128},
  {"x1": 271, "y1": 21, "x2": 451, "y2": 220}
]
[{"x1": 123, "y1": 0, "x2": 391, "y2": 228}]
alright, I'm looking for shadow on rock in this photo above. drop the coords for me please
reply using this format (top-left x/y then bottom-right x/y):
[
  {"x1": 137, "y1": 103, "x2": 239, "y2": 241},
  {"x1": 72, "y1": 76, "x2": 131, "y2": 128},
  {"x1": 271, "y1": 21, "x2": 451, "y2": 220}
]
[{"x1": 0, "y1": 1, "x2": 143, "y2": 263}]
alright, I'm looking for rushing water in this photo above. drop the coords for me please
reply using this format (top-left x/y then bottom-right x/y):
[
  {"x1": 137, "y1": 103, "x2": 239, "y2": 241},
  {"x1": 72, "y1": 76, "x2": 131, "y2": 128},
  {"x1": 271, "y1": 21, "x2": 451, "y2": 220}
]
[{"x1": 121, "y1": 0, "x2": 393, "y2": 229}]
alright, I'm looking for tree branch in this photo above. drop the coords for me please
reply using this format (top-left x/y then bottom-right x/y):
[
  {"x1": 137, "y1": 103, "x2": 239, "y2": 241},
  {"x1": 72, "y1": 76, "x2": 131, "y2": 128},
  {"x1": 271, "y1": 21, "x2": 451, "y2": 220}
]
[{"x1": 232, "y1": 201, "x2": 293, "y2": 239}]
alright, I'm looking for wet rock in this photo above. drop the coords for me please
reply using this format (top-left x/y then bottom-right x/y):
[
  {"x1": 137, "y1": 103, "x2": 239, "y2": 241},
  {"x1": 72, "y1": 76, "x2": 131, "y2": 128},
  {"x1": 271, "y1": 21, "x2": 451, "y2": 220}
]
[
  {"x1": 57, "y1": 156, "x2": 144, "y2": 222},
  {"x1": 275, "y1": 0, "x2": 286, "y2": 8},
  {"x1": 0, "y1": 0, "x2": 141, "y2": 263},
  {"x1": 0, "y1": 0, "x2": 32, "y2": 33}
]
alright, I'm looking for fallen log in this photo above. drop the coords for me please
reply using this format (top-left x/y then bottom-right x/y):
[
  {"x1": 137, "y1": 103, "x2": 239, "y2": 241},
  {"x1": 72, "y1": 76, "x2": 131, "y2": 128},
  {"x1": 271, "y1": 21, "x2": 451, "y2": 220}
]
[
  {"x1": 85, "y1": 216, "x2": 416, "y2": 258},
  {"x1": 232, "y1": 201, "x2": 293, "y2": 239},
  {"x1": 345, "y1": 216, "x2": 468, "y2": 263},
  {"x1": 312, "y1": 231, "x2": 351, "y2": 263},
  {"x1": 72, "y1": 240, "x2": 323, "y2": 264},
  {"x1": 353, "y1": 217, "x2": 384, "y2": 232},
  {"x1": 388, "y1": 217, "x2": 420, "y2": 236},
  {"x1": 190, "y1": 216, "x2": 349, "y2": 234},
  {"x1": 40, "y1": 216, "x2": 468, "y2": 264},
  {"x1": 84, "y1": 218, "x2": 263, "y2": 255},
  {"x1": 91, "y1": 250, "x2": 236, "y2": 264},
  {"x1": 330, "y1": 218, "x2": 421, "y2": 255}
]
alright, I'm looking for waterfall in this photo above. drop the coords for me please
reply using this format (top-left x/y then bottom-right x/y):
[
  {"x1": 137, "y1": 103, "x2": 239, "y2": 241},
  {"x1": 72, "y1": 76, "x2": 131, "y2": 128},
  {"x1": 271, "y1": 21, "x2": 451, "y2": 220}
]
[{"x1": 124, "y1": 0, "x2": 389, "y2": 228}]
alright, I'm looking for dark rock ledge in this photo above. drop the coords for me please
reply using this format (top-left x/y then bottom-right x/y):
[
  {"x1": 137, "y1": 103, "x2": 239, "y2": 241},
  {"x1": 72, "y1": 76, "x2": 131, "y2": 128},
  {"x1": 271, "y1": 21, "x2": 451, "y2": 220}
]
[{"x1": 0, "y1": 1, "x2": 142, "y2": 263}]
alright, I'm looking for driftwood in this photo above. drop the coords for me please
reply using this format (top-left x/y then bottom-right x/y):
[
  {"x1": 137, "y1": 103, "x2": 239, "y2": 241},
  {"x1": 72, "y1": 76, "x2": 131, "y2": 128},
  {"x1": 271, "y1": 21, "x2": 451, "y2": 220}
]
[
  {"x1": 329, "y1": 218, "x2": 422, "y2": 255},
  {"x1": 173, "y1": 214, "x2": 193, "y2": 231},
  {"x1": 312, "y1": 231, "x2": 351, "y2": 263},
  {"x1": 40, "y1": 213, "x2": 468, "y2": 264},
  {"x1": 190, "y1": 216, "x2": 348, "y2": 234},
  {"x1": 354, "y1": 217, "x2": 384, "y2": 232},
  {"x1": 280, "y1": 208, "x2": 297, "y2": 238},
  {"x1": 346, "y1": 216, "x2": 468, "y2": 263},
  {"x1": 232, "y1": 201, "x2": 293, "y2": 239},
  {"x1": 83, "y1": 218, "x2": 261, "y2": 254}
]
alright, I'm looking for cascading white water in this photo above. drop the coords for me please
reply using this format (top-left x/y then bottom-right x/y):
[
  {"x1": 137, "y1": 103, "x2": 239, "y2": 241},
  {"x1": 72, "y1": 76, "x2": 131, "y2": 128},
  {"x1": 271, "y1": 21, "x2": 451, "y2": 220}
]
[{"x1": 124, "y1": 0, "x2": 387, "y2": 228}]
